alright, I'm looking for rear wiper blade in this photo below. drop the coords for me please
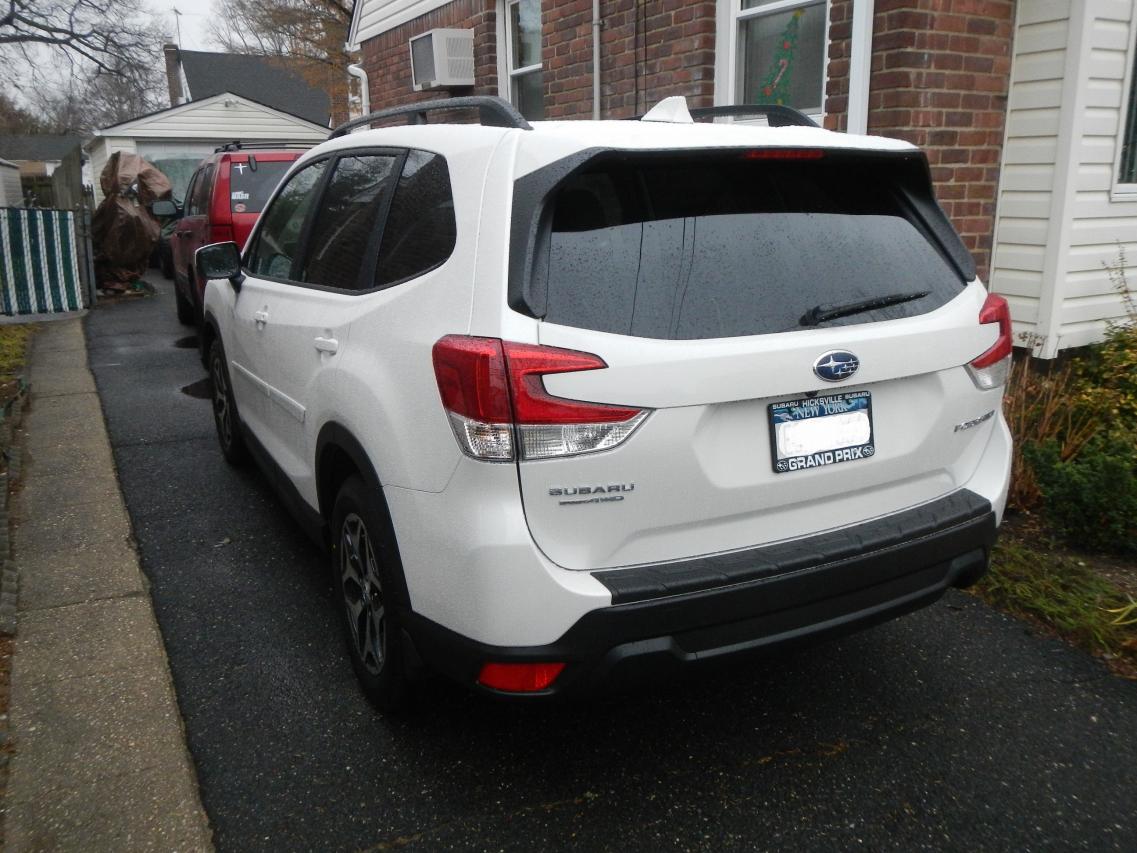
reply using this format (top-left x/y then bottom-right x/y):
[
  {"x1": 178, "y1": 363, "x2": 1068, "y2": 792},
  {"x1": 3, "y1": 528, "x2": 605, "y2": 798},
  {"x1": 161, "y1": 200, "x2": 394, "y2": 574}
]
[{"x1": 799, "y1": 291, "x2": 930, "y2": 327}]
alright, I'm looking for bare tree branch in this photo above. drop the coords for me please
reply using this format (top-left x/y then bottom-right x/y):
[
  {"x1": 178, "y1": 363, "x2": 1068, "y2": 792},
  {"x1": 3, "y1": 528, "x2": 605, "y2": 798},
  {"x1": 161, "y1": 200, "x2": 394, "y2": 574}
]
[{"x1": 0, "y1": 0, "x2": 156, "y2": 78}]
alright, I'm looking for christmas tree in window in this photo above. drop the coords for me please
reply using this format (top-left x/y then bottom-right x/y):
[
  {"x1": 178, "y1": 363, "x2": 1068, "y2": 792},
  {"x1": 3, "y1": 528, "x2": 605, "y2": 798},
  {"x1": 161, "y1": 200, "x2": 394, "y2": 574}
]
[{"x1": 755, "y1": 9, "x2": 803, "y2": 106}]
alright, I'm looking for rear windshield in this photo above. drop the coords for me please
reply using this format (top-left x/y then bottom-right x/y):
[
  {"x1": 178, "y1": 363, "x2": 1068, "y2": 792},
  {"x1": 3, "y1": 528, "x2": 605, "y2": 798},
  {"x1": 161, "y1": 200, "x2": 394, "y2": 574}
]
[
  {"x1": 229, "y1": 160, "x2": 293, "y2": 214},
  {"x1": 540, "y1": 154, "x2": 966, "y2": 339}
]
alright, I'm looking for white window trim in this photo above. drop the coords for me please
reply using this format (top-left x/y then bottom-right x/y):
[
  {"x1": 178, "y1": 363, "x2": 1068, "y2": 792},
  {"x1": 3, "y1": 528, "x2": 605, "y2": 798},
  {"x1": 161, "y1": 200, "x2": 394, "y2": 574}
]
[
  {"x1": 497, "y1": 0, "x2": 543, "y2": 111},
  {"x1": 716, "y1": 0, "x2": 874, "y2": 132},
  {"x1": 1110, "y1": 7, "x2": 1137, "y2": 201}
]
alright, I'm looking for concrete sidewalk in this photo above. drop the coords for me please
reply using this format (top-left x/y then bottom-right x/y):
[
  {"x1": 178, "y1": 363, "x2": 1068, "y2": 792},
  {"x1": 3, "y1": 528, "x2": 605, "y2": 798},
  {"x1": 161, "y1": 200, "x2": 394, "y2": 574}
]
[{"x1": 4, "y1": 319, "x2": 211, "y2": 851}]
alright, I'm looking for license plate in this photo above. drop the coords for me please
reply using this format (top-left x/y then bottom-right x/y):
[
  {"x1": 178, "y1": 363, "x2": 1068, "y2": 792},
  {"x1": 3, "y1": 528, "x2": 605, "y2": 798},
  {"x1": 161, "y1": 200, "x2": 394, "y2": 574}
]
[{"x1": 768, "y1": 391, "x2": 875, "y2": 473}]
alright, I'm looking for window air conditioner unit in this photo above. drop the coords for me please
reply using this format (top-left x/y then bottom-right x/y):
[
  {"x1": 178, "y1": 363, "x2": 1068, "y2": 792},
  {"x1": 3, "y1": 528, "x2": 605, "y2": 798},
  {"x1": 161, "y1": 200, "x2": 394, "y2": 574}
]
[{"x1": 409, "y1": 29, "x2": 475, "y2": 91}]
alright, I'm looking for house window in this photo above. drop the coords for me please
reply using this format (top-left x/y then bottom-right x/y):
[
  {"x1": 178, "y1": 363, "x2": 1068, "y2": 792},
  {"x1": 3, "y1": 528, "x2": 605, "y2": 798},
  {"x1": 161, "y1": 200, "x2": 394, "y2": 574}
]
[
  {"x1": 505, "y1": 0, "x2": 543, "y2": 120},
  {"x1": 1121, "y1": 47, "x2": 1137, "y2": 185},
  {"x1": 735, "y1": 0, "x2": 827, "y2": 116}
]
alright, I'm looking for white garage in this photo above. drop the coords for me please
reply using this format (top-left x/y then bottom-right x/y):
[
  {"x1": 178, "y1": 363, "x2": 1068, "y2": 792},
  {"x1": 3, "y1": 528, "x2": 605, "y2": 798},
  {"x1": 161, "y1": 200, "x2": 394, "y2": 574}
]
[{"x1": 85, "y1": 93, "x2": 329, "y2": 203}]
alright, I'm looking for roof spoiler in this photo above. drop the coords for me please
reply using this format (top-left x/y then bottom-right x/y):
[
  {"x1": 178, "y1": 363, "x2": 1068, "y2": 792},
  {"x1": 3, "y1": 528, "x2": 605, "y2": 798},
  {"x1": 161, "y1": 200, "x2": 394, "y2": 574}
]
[{"x1": 630, "y1": 101, "x2": 819, "y2": 129}]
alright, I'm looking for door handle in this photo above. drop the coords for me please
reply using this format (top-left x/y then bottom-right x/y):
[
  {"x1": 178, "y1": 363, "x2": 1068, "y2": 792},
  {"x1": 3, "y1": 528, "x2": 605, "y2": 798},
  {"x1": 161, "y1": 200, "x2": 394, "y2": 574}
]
[
  {"x1": 313, "y1": 336, "x2": 338, "y2": 354},
  {"x1": 253, "y1": 310, "x2": 269, "y2": 325}
]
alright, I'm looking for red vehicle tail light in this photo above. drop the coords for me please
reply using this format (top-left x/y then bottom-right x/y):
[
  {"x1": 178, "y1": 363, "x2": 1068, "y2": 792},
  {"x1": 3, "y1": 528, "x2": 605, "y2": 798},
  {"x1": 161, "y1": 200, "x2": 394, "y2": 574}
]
[
  {"x1": 432, "y1": 336, "x2": 648, "y2": 461},
  {"x1": 477, "y1": 662, "x2": 565, "y2": 692},
  {"x1": 967, "y1": 293, "x2": 1012, "y2": 389}
]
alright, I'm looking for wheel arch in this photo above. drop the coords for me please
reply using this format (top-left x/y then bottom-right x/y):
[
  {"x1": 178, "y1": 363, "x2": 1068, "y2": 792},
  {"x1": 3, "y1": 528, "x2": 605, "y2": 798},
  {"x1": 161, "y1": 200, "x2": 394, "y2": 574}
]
[{"x1": 316, "y1": 423, "x2": 411, "y2": 609}]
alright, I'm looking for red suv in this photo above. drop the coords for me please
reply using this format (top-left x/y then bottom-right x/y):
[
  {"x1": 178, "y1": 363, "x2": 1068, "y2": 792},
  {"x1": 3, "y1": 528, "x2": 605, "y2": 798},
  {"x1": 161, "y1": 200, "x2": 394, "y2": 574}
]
[{"x1": 170, "y1": 144, "x2": 308, "y2": 324}]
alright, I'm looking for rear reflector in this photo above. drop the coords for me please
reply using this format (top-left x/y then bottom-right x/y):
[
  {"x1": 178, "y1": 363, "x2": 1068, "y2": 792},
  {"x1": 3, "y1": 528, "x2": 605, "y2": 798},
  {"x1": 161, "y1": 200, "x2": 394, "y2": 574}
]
[
  {"x1": 477, "y1": 662, "x2": 565, "y2": 692},
  {"x1": 967, "y1": 293, "x2": 1013, "y2": 389},
  {"x1": 432, "y1": 335, "x2": 649, "y2": 461}
]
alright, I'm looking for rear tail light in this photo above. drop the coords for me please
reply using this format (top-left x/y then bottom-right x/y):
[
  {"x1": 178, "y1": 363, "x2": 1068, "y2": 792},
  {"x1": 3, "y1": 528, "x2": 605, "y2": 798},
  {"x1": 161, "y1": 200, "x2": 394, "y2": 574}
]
[
  {"x1": 209, "y1": 224, "x2": 235, "y2": 244},
  {"x1": 432, "y1": 335, "x2": 649, "y2": 462},
  {"x1": 477, "y1": 661, "x2": 565, "y2": 692},
  {"x1": 966, "y1": 293, "x2": 1012, "y2": 390}
]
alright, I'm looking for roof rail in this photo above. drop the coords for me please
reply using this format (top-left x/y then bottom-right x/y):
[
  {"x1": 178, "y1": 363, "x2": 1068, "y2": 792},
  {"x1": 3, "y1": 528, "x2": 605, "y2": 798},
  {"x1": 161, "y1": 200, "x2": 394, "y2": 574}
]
[
  {"x1": 330, "y1": 96, "x2": 532, "y2": 138},
  {"x1": 213, "y1": 141, "x2": 316, "y2": 153},
  {"x1": 688, "y1": 105, "x2": 819, "y2": 128}
]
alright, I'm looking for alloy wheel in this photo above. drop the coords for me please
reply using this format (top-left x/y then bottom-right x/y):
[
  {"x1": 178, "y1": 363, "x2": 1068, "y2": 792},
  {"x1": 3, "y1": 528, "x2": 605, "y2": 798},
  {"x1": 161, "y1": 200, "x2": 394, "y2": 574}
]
[
  {"x1": 211, "y1": 353, "x2": 232, "y2": 447},
  {"x1": 340, "y1": 512, "x2": 385, "y2": 675}
]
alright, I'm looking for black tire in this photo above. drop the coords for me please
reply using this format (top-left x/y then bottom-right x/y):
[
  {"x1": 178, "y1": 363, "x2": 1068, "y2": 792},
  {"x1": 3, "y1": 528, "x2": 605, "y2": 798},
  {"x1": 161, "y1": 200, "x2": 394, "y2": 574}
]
[
  {"x1": 208, "y1": 338, "x2": 248, "y2": 466},
  {"x1": 175, "y1": 281, "x2": 195, "y2": 326},
  {"x1": 331, "y1": 475, "x2": 409, "y2": 712},
  {"x1": 160, "y1": 247, "x2": 174, "y2": 280}
]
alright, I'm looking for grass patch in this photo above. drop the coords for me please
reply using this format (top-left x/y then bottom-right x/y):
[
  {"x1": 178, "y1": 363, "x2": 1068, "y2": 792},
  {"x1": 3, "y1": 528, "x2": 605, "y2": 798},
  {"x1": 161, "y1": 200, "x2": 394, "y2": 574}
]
[
  {"x1": 975, "y1": 536, "x2": 1137, "y2": 676},
  {"x1": 0, "y1": 325, "x2": 34, "y2": 376}
]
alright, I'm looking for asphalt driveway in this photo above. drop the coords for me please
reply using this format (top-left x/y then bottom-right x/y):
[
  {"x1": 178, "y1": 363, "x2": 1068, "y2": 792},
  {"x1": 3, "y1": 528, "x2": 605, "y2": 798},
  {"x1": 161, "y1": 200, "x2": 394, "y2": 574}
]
[{"x1": 86, "y1": 280, "x2": 1137, "y2": 852}]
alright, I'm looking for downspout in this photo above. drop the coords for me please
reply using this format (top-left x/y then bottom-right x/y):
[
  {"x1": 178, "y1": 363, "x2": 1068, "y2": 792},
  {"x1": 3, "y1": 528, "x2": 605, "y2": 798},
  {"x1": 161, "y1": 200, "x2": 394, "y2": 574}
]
[
  {"x1": 347, "y1": 63, "x2": 370, "y2": 119},
  {"x1": 592, "y1": 0, "x2": 601, "y2": 119},
  {"x1": 846, "y1": 0, "x2": 874, "y2": 134}
]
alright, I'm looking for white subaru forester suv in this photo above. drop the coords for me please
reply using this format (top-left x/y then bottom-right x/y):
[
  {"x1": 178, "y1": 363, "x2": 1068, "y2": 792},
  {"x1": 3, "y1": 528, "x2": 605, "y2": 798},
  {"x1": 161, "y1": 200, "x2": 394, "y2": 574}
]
[{"x1": 196, "y1": 96, "x2": 1012, "y2": 710}]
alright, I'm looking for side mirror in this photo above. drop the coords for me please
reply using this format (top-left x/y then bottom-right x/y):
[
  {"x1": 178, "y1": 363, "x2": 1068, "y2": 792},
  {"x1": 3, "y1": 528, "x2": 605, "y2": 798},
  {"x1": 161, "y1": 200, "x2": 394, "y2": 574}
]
[
  {"x1": 196, "y1": 241, "x2": 245, "y2": 291},
  {"x1": 151, "y1": 199, "x2": 179, "y2": 217}
]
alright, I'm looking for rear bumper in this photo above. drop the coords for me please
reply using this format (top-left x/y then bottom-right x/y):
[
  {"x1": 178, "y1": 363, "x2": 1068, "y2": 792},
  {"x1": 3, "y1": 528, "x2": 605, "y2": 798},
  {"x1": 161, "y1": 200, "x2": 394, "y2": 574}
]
[{"x1": 403, "y1": 489, "x2": 998, "y2": 697}]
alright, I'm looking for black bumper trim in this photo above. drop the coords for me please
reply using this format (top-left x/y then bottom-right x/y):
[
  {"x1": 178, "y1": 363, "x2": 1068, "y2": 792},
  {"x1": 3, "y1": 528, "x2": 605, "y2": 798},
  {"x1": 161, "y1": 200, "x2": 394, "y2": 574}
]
[
  {"x1": 401, "y1": 490, "x2": 998, "y2": 698},
  {"x1": 592, "y1": 489, "x2": 992, "y2": 604}
]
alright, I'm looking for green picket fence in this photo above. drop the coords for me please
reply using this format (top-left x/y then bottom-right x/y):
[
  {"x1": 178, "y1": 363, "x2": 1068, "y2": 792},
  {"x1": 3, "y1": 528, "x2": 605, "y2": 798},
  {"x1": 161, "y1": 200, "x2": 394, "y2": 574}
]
[{"x1": 0, "y1": 207, "x2": 86, "y2": 315}]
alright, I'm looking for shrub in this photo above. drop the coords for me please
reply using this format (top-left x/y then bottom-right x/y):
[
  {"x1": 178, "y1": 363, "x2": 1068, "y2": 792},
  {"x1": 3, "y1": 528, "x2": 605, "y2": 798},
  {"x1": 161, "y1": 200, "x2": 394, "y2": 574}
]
[
  {"x1": 1003, "y1": 354, "x2": 1097, "y2": 511},
  {"x1": 1025, "y1": 430, "x2": 1137, "y2": 556}
]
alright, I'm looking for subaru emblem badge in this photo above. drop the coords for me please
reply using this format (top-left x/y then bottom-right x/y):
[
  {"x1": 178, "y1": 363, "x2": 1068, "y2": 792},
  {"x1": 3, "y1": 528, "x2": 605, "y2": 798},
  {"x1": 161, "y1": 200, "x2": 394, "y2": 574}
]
[{"x1": 813, "y1": 350, "x2": 860, "y2": 382}]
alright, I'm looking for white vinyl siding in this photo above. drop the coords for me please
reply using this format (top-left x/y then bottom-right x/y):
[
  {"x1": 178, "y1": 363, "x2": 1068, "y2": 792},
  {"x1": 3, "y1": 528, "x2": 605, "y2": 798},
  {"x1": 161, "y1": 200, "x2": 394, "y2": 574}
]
[
  {"x1": 989, "y1": 1, "x2": 1069, "y2": 338},
  {"x1": 990, "y1": 0, "x2": 1137, "y2": 357},
  {"x1": 103, "y1": 95, "x2": 330, "y2": 141},
  {"x1": 349, "y1": 0, "x2": 454, "y2": 49},
  {"x1": 1060, "y1": 0, "x2": 1137, "y2": 349},
  {"x1": 0, "y1": 161, "x2": 22, "y2": 207}
]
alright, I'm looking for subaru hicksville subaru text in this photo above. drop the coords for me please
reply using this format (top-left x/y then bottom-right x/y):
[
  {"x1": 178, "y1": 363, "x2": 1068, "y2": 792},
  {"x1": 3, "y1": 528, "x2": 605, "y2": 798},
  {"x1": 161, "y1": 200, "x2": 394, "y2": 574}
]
[{"x1": 194, "y1": 96, "x2": 1012, "y2": 710}]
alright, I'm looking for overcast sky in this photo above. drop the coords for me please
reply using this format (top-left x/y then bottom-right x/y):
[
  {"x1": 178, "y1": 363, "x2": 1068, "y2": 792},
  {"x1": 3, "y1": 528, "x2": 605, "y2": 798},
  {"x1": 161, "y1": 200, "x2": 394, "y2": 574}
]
[{"x1": 149, "y1": 0, "x2": 216, "y2": 51}]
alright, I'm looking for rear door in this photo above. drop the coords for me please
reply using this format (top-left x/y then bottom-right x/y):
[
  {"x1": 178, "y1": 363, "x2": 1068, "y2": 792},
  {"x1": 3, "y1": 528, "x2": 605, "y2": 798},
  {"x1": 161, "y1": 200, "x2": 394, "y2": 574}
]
[
  {"x1": 513, "y1": 150, "x2": 1003, "y2": 570},
  {"x1": 238, "y1": 151, "x2": 401, "y2": 506},
  {"x1": 172, "y1": 163, "x2": 214, "y2": 288}
]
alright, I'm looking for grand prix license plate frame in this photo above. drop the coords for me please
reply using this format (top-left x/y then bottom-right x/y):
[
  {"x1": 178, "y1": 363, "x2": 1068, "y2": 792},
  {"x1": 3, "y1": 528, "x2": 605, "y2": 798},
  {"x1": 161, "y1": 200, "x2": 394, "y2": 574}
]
[{"x1": 768, "y1": 390, "x2": 875, "y2": 474}]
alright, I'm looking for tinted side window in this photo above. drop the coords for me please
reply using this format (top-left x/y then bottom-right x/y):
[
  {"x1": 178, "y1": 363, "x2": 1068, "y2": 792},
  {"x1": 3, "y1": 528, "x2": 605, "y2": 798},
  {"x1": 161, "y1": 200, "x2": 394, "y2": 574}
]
[
  {"x1": 189, "y1": 164, "x2": 214, "y2": 216},
  {"x1": 183, "y1": 172, "x2": 198, "y2": 215},
  {"x1": 374, "y1": 151, "x2": 456, "y2": 288},
  {"x1": 247, "y1": 160, "x2": 327, "y2": 280},
  {"x1": 300, "y1": 155, "x2": 398, "y2": 290}
]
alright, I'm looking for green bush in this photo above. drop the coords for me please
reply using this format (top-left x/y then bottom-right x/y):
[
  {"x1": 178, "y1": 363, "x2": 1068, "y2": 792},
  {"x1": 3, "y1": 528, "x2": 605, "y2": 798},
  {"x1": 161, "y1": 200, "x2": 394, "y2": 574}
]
[{"x1": 1026, "y1": 431, "x2": 1137, "y2": 556}]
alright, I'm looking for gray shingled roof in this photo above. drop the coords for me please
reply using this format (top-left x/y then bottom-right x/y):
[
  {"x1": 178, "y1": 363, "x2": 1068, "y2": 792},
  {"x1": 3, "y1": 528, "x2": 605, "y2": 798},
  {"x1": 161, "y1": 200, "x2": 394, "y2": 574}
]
[
  {"x1": 0, "y1": 135, "x2": 82, "y2": 162},
  {"x1": 179, "y1": 51, "x2": 331, "y2": 127}
]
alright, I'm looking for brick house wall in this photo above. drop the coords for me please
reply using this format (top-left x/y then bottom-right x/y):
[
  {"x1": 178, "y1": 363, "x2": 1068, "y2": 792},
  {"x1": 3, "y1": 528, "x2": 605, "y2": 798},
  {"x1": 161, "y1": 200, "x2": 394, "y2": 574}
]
[
  {"x1": 544, "y1": 1, "x2": 716, "y2": 119},
  {"x1": 359, "y1": 1, "x2": 717, "y2": 119},
  {"x1": 825, "y1": 0, "x2": 1015, "y2": 280},
  {"x1": 359, "y1": 0, "x2": 500, "y2": 112}
]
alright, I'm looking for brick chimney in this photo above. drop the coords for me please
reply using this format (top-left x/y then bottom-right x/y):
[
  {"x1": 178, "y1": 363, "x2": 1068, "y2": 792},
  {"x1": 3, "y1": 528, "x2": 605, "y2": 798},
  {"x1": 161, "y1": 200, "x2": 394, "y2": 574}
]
[{"x1": 163, "y1": 43, "x2": 184, "y2": 107}]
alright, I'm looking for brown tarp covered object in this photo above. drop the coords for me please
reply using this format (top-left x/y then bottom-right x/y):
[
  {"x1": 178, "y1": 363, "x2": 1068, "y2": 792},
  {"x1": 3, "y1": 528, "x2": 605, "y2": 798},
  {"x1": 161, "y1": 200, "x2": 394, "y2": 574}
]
[{"x1": 92, "y1": 152, "x2": 173, "y2": 291}]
